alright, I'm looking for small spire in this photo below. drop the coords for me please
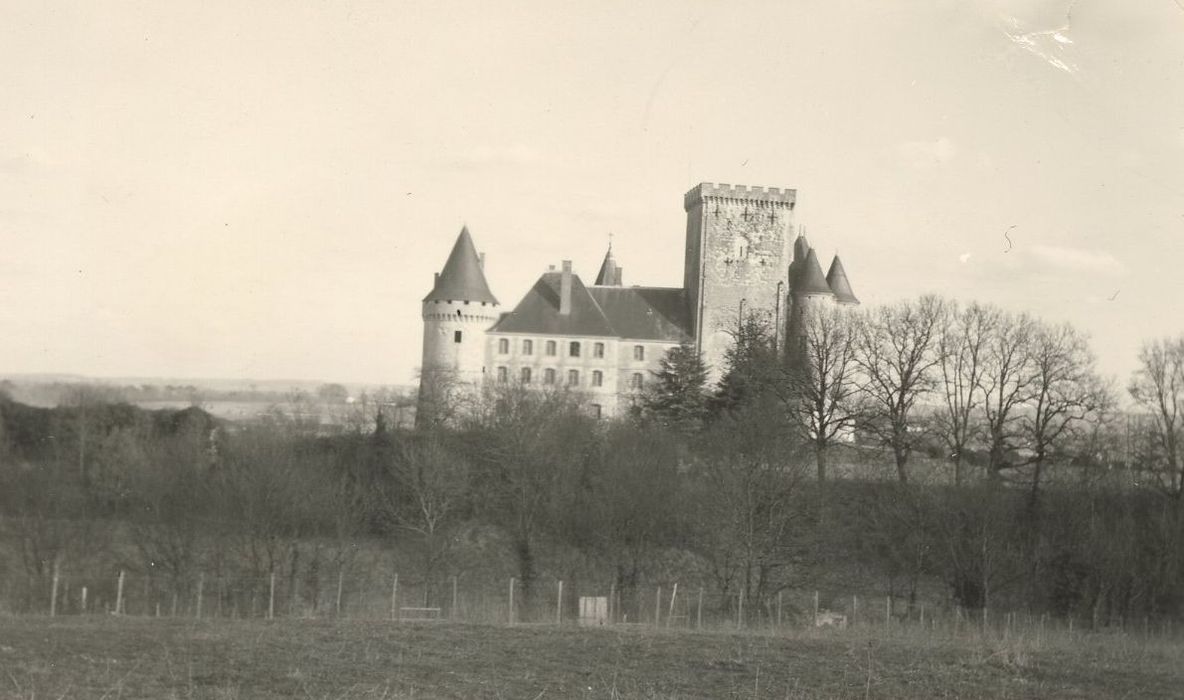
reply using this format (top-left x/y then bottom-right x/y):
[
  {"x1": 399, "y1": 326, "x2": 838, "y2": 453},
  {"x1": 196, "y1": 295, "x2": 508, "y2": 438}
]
[{"x1": 594, "y1": 241, "x2": 622, "y2": 286}]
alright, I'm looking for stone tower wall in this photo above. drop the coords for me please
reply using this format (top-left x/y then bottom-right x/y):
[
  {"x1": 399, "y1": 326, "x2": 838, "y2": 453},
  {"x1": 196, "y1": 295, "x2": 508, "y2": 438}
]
[
  {"x1": 786, "y1": 291, "x2": 837, "y2": 362},
  {"x1": 420, "y1": 299, "x2": 499, "y2": 387},
  {"x1": 684, "y1": 183, "x2": 796, "y2": 378}
]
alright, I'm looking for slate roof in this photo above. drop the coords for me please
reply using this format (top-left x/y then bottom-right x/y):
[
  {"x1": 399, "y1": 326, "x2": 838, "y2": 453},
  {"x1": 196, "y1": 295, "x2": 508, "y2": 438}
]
[
  {"x1": 490, "y1": 272, "x2": 615, "y2": 337},
  {"x1": 422, "y1": 227, "x2": 499, "y2": 304},
  {"x1": 794, "y1": 249, "x2": 836, "y2": 297},
  {"x1": 788, "y1": 234, "x2": 811, "y2": 288},
  {"x1": 793, "y1": 235, "x2": 811, "y2": 262},
  {"x1": 491, "y1": 270, "x2": 691, "y2": 342},
  {"x1": 587, "y1": 286, "x2": 691, "y2": 342},
  {"x1": 826, "y1": 255, "x2": 859, "y2": 304},
  {"x1": 594, "y1": 247, "x2": 622, "y2": 286}
]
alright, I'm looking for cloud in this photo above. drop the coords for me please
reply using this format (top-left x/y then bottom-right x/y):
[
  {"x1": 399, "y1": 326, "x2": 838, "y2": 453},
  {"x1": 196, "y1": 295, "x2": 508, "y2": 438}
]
[
  {"x1": 1027, "y1": 244, "x2": 1125, "y2": 275},
  {"x1": 897, "y1": 137, "x2": 958, "y2": 168}
]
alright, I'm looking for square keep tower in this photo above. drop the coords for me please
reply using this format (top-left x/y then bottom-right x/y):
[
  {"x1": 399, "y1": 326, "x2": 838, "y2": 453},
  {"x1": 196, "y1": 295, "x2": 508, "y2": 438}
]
[{"x1": 683, "y1": 183, "x2": 796, "y2": 378}]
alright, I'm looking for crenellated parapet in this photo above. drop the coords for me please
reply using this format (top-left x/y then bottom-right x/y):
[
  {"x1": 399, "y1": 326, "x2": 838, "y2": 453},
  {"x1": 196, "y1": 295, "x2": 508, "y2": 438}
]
[
  {"x1": 421, "y1": 303, "x2": 500, "y2": 324},
  {"x1": 684, "y1": 183, "x2": 797, "y2": 211}
]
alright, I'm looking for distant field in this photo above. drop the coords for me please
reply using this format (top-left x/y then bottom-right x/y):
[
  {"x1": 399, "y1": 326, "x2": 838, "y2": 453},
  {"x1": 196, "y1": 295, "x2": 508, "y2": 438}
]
[{"x1": 1, "y1": 617, "x2": 1181, "y2": 699}]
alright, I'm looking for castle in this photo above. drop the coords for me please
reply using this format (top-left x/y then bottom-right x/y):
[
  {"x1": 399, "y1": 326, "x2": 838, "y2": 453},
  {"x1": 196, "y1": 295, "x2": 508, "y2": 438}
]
[{"x1": 418, "y1": 182, "x2": 858, "y2": 420}]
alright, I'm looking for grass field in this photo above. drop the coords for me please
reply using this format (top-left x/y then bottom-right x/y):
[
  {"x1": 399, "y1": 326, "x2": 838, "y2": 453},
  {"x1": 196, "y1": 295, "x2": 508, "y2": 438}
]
[{"x1": 1, "y1": 616, "x2": 1181, "y2": 699}]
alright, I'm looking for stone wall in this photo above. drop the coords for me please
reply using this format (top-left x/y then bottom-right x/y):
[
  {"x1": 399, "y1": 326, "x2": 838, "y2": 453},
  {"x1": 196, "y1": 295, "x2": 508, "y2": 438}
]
[{"x1": 683, "y1": 183, "x2": 796, "y2": 378}]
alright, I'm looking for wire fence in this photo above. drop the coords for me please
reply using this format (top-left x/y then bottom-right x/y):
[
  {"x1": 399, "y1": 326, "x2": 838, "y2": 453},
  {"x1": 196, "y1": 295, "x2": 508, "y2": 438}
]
[{"x1": 19, "y1": 564, "x2": 1183, "y2": 645}]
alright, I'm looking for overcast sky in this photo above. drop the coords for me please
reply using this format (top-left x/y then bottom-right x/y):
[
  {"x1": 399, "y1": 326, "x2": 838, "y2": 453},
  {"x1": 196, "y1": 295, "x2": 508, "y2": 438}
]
[{"x1": 2, "y1": 1, "x2": 1182, "y2": 389}]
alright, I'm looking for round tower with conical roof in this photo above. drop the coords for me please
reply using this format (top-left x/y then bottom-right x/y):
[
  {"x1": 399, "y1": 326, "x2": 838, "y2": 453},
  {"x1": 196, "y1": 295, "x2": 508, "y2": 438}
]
[{"x1": 419, "y1": 227, "x2": 499, "y2": 420}]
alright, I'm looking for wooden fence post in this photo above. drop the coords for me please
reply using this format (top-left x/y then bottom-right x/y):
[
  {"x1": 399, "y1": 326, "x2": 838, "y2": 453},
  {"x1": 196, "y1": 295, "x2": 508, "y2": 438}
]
[
  {"x1": 196, "y1": 574, "x2": 204, "y2": 620},
  {"x1": 654, "y1": 586, "x2": 662, "y2": 626},
  {"x1": 556, "y1": 580, "x2": 564, "y2": 625},
  {"x1": 813, "y1": 590, "x2": 819, "y2": 627},
  {"x1": 853, "y1": 595, "x2": 858, "y2": 626},
  {"x1": 608, "y1": 581, "x2": 615, "y2": 624},
  {"x1": 697, "y1": 587, "x2": 703, "y2": 630},
  {"x1": 335, "y1": 569, "x2": 344, "y2": 617},
  {"x1": 452, "y1": 576, "x2": 459, "y2": 620},
  {"x1": 50, "y1": 559, "x2": 60, "y2": 617},
  {"x1": 777, "y1": 591, "x2": 782, "y2": 628},
  {"x1": 885, "y1": 596, "x2": 891, "y2": 630},
  {"x1": 668, "y1": 583, "x2": 679, "y2": 628},
  {"x1": 81, "y1": 586, "x2": 88, "y2": 613},
  {"x1": 390, "y1": 573, "x2": 399, "y2": 621},
  {"x1": 268, "y1": 572, "x2": 276, "y2": 620},
  {"x1": 737, "y1": 588, "x2": 744, "y2": 630},
  {"x1": 115, "y1": 570, "x2": 125, "y2": 615},
  {"x1": 508, "y1": 577, "x2": 515, "y2": 625}
]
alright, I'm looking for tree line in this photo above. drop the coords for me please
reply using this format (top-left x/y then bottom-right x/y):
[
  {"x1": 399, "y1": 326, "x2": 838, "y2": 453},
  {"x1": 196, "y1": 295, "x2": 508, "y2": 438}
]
[{"x1": 1, "y1": 294, "x2": 1182, "y2": 626}]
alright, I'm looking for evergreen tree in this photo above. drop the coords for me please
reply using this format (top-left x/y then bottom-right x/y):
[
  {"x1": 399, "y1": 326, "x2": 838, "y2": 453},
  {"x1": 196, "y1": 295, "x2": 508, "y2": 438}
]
[
  {"x1": 639, "y1": 342, "x2": 709, "y2": 434},
  {"x1": 710, "y1": 313, "x2": 783, "y2": 417}
]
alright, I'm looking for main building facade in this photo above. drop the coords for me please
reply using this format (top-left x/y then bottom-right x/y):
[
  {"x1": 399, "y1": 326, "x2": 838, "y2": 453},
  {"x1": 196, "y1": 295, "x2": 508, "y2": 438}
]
[{"x1": 418, "y1": 182, "x2": 858, "y2": 420}]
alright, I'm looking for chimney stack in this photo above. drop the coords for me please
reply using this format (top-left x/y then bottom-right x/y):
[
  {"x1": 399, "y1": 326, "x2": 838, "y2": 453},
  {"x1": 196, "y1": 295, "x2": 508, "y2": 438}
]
[{"x1": 560, "y1": 260, "x2": 572, "y2": 315}]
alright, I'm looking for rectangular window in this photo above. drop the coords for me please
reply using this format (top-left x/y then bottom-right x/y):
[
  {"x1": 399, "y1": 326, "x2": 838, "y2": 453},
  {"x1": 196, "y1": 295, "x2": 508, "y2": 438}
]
[
  {"x1": 567, "y1": 369, "x2": 579, "y2": 386},
  {"x1": 569, "y1": 341, "x2": 580, "y2": 357},
  {"x1": 498, "y1": 338, "x2": 509, "y2": 354},
  {"x1": 590, "y1": 404, "x2": 602, "y2": 419},
  {"x1": 544, "y1": 368, "x2": 556, "y2": 385},
  {"x1": 546, "y1": 340, "x2": 557, "y2": 356},
  {"x1": 631, "y1": 372, "x2": 644, "y2": 390},
  {"x1": 592, "y1": 370, "x2": 603, "y2": 387},
  {"x1": 593, "y1": 342, "x2": 605, "y2": 358},
  {"x1": 633, "y1": 345, "x2": 644, "y2": 361},
  {"x1": 523, "y1": 339, "x2": 533, "y2": 355},
  {"x1": 521, "y1": 367, "x2": 532, "y2": 384},
  {"x1": 497, "y1": 367, "x2": 508, "y2": 383},
  {"x1": 454, "y1": 331, "x2": 463, "y2": 343}
]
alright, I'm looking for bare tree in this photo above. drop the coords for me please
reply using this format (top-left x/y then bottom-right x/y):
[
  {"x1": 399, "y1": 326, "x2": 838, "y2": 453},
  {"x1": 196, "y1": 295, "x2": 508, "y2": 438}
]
[
  {"x1": 853, "y1": 295, "x2": 947, "y2": 483},
  {"x1": 377, "y1": 433, "x2": 470, "y2": 603},
  {"x1": 934, "y1": 302, "x2": 997, "y2": 485},
  {"x1": 1020, "y1": 322, "x2": 1104, "y2": 506},
  {"x1": 980, "y1": 311, "x2": 1038, "y2": 481},
  {"x1": 1128, "y1": 336, "x2": 1184, "y2": 502},
  {"x1": 784, "y1": 304, "x2": 860, "y2": 482},
  {"x1": 465, "y1": 382, "x2": 595, "y2": 607},
  {"x1": 694, "y1": 400, "x2": 809, "y2": 622}
]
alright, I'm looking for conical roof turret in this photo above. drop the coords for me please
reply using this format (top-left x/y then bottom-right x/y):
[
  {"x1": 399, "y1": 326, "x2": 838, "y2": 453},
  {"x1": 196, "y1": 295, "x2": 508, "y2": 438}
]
[
  {"x1": 793, "y1": 249, "x2": 835, "y2": 297},
  {"x1": 793, "y1": 234, "x2": 811, "y2": 263},
  {"x1": 787, "y1": 234, "x2": 811, "y2": 287},
  {"x1": 422, "y1": 226, "x2": 499, "y2": 304},
  {"x1": 594, "y1": 245, "x2": 622, "y2": 286},
  {"x1": 826, "y1": 255, "x2": 859, "y2": 304}
]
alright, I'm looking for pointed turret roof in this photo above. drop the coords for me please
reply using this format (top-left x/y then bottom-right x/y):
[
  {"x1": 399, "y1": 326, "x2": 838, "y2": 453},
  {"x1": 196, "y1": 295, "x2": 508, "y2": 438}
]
[
  {"x1": 422, "y1": 226, "x2": 499, "y2": 304},
  {"x1": 787, "y1": 234, "x2": 812, "y2": 287},
  {"x1": 594, "y1": 245, "x2": 622, "y2": 286},
  {"x1": 826, "y1": 255, "x2": 859, "y2": 304},
  {"x1": 794, "y1": 249, "x2": 835, "y2": 297},
  {"x1": 793, "y1": 235, "x2": 811, "y2": 262}
]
